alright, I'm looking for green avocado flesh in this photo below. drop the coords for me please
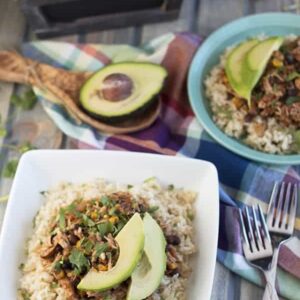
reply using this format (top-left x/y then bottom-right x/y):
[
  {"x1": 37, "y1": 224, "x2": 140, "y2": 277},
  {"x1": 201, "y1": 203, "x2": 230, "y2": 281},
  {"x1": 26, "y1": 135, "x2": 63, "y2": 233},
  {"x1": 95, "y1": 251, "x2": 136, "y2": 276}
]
[
  {"x1": 225, "y1": 37, "x2": 283, "y2": 106},
  {"x1": 77, "y1": 213, "x2": 144, "y2": 291},
  {"x1": 80, "y1": 62, "x2": 167, "y2": 122},
  {"x1": 127, "y1": 213, "x2": 167, "y2": 300},
  {"x1": 225, "y1": 39, "x2": 259, "y2": 101}
]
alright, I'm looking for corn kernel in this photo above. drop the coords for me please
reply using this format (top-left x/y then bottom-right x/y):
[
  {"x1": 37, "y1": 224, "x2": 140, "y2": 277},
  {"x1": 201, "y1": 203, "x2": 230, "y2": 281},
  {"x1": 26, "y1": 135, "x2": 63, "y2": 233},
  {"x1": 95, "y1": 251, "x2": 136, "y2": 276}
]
[
  {"x1": 115, "y1": 204, "x2": 121, "y2": 210},
  {"x1": 98, "y1": 264, "x2": 108, "y2": 271},
  {"x1": 168, "y1": 263, "x2": 177, "y2": 270},
  {"x1": 90, "y1": 211, "x2": 98, "y2": 220},
  {"x1": 272, "y1": 58, "x2": 283, "y2": 68},
  {"x1": 103, "y1": 214, "x2": 109, "y2": 219},
  {"x1": 109, "y1": 216, "x2": 119, "y2": 224}
]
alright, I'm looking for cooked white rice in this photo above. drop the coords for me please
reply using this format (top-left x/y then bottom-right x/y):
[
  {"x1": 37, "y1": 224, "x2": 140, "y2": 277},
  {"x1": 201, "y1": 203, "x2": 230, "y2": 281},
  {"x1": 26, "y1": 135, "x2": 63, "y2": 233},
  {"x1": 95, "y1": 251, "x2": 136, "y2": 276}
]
[{"x1": 19, "y1": 178, "x2": 196, "y2": 300}]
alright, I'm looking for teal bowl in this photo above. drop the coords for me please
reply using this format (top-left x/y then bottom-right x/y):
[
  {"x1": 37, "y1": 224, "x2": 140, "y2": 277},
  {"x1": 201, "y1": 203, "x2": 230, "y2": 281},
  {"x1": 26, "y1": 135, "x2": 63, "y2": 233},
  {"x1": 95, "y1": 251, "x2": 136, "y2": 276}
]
[{"x1": 188, "y1": 13, "x2": 300, "y2": 165}]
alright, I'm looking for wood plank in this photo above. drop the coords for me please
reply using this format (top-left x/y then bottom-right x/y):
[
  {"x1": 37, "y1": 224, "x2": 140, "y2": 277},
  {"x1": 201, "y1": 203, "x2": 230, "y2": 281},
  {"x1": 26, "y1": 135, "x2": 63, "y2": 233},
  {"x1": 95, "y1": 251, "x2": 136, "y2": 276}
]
[
  {"x1": 0, "y1": 0, "x2": 26, "y2": 227},
  {"x1": 196, "y1": 0, "x2": 244, "y2": 36},
  {"x1": 254, "y1": 0, "x2": 282, "y2": 12},
  {"x1": 141, "y1": 0, "x2": 192, "y2": 42}
]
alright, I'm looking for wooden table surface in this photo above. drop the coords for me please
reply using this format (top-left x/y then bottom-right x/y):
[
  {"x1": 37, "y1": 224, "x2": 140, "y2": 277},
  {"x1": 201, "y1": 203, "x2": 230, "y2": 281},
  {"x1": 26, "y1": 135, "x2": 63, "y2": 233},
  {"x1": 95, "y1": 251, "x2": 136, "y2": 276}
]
[{"x1": 0, "y1": 0, "x2": 296, "y2": 299}]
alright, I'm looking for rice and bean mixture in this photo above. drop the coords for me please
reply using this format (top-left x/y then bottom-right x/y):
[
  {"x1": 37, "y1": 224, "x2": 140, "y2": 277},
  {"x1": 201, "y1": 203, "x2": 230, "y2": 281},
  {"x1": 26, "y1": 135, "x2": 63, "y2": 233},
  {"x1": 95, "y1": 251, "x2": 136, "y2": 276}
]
[
  {"x1": 205, "y1": 36, "x2": 300, "y2": 154},
  {"x1": 18, "y1": 178, "x2": 196, "y2": 300}
]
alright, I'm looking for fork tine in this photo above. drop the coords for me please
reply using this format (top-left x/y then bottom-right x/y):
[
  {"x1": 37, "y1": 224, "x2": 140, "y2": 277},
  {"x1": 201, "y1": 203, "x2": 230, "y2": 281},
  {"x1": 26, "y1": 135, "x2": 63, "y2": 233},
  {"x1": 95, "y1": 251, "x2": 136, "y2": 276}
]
[
  {"x1": 266, "y1": 182, "x2": 279, "y2": 227},
  {"x1": 287, "y1": 184, "x2": 298, "y2": 232},
  {"x1": 239, "y1": 209, "x2": 250, "y2": 250},
  {"x1": 281, "y1": 182, "x2": 292, "y2": 228},
  {"x1": 252, "y1": 205, "x2": 263, "y2": 249},
  {"x1": 258, "y1": 204, "x2": 271, "y2": 243},
  {"x1": 274, "y1": 182, "x2": 286, "y2": 228},
  {"x1": 245, "y1": 206, "x2": 256, "y2": 251}
]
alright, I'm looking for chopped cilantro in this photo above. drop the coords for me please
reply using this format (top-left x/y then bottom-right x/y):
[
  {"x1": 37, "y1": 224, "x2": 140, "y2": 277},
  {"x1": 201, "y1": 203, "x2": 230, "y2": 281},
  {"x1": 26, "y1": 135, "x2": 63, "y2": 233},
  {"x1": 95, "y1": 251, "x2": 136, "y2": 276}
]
[
  {"x1": 97, "y1": 222, "x2": 114, "y2": 237},
  {"x1": 81, "y1": 238, "x2": 94, "y2": 253},
  {"x1": 58, "y1": 208, "x2": 66, "y2": 230},
  {"x1": 148, "y1": 206, "x2": 159, "y2": 214},
  {"x1": 82, "y1": 214, "x2": 95, "y2": 227},
  {"x1": 50, "y1": 282, "x2": 59, "y2": 289},
  {"x1": 286, "y1": 71, "x2": 300, "y2": 81},
  {"x1": 18, "y1": 263, "x2": 24, "y2": 271},
  {"x1": 53, "y1": 259, "x2": 64, "y2": 272},
  {"x1": 114, "y1": 221, "x2": 126, "y2": 235},
  {"x1": 11, "y1": 89, "x2": 37, "y2": 110},
  {"x1": 168, "y1": 184, "x2": 174, "y2": 191},
  {"x1": 100, "y1": 196, "x2": 111, "y2": 206},
  {"x1": 144, "y1": 176, "x2": 156, "y2": 183},
  {"x1": 286, "y1": 96, "x2": 300, "y2": 106},
  {"x1": 3, "y1": 159, "x2": 19, "y2": 178},
  {"x1": 95, "y1": 243, "x2": 109, "y2": 257},
  {"x1": 69, "y1": 249, "x2": 89, "y2": 275}
]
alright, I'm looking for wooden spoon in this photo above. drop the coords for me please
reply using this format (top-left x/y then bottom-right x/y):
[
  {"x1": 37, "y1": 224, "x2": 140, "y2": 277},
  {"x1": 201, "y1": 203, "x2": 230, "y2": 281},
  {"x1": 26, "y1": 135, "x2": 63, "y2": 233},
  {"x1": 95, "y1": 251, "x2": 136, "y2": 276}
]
[{"x1": 0, "y1": 51, "x2": 160, "y2": 134}]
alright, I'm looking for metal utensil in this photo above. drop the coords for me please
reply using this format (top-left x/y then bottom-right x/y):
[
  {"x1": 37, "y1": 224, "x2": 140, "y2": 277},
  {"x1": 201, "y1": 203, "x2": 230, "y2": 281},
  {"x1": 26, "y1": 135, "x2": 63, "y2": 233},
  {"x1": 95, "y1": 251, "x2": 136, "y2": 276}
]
[
  {"x1": 264, "y1": 182, "x2": 298, "y2": 299},
  {"x1": 239, "y1": 205, "x2": 277, "y2": 300}
]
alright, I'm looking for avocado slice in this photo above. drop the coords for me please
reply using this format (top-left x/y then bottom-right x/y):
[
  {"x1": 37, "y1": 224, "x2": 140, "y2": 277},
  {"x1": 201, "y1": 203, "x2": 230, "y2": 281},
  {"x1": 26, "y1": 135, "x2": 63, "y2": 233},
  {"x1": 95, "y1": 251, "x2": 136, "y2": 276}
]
[
  {"x1": 80, "y1": 62, "x2": 167, "y2": 123},
  {"x1": 127, "y1": 213, "x2": 167, "y2": 300},
  {"x1": 225, "y1": 39, "x2": 259, "y2": 101},
  {"x1": 77, "y1": 213, "x2": 144, "y2": 291}
]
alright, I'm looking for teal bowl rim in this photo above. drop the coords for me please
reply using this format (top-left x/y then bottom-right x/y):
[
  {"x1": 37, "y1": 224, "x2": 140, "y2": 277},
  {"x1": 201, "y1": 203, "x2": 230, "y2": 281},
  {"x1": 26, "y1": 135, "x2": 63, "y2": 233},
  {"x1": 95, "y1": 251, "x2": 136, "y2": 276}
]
[{"x1": 188, "y1": 12, "x2": 300, "y2": 165}]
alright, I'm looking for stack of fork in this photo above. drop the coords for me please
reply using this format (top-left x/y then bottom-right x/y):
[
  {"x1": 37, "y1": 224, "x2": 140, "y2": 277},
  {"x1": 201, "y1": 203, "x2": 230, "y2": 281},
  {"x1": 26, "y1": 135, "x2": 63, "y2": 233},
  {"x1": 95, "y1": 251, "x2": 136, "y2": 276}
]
[{"x1": 239, "y1": 182, "x2": 298, "y2": 300}]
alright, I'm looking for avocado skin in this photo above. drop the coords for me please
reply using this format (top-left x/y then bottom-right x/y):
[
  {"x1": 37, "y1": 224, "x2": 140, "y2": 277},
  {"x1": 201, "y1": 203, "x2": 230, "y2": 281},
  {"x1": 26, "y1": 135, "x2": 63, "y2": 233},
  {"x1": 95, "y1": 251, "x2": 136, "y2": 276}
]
[{"x1": 80, "y1": 96, "x2": 159, "y2": 124}]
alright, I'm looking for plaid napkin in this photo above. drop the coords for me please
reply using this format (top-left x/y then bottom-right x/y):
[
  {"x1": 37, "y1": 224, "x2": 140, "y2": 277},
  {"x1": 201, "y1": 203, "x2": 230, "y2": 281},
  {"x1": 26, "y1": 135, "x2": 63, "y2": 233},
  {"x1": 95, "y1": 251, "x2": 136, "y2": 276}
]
[{"x1": 22, "y1": 33, "x2": 300, "y2": 299}]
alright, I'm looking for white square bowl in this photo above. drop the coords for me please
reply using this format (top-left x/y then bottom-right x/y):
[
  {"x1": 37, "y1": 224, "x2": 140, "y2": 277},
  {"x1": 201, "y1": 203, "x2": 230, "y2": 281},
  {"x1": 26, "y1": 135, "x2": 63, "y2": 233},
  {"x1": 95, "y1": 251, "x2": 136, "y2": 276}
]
[{"x1": 0, "y1": 150, "x2": 219, "y2": 299}]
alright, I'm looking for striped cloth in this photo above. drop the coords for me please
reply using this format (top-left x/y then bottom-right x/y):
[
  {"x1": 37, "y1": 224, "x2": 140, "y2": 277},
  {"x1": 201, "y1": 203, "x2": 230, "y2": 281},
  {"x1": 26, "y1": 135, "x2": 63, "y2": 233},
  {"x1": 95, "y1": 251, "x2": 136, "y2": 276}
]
[{"x1": 22, "y1": 33, "x2": 300, "y2": 299}]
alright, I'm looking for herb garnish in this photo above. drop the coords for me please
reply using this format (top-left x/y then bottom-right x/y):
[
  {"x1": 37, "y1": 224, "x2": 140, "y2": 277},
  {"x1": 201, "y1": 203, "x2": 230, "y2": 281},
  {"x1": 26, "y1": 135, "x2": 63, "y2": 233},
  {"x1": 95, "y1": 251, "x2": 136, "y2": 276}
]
[
  {"x1": 286, "y1": 71, "x2": 300, "y2": 82},
  {"x1": 286, "y1": 96, "x2": 300, "y2": 106},
  {"x1": 69, "y1": 249, "x2": 89, "y2": 275},
  {"x1": 11, "y1": 89, "x2": 37, "y2": 110},
  {"x1": 97, "y1": 222, "x2": 114, "y2": 237},
  {"x1": 95, "y1": 243, "x2": 109, "y2": 257}
]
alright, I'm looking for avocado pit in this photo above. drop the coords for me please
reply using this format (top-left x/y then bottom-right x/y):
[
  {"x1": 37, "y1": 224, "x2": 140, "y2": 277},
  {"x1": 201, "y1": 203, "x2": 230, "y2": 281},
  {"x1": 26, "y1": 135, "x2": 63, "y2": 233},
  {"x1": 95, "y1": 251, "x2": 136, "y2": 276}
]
[{"x1": 101, "y1": 73, "x2": 133, "y2": 102}]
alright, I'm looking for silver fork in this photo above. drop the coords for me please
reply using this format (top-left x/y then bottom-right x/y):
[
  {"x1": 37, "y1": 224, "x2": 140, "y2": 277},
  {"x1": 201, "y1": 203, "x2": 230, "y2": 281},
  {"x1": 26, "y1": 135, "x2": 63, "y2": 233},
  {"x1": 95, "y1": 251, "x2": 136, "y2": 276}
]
[
  {"x1": 239, "y1": 205, "x2": 277, "y2": 300},
  {"x1": 265, "y1": 182, "x2": 298, "y2": 299}
]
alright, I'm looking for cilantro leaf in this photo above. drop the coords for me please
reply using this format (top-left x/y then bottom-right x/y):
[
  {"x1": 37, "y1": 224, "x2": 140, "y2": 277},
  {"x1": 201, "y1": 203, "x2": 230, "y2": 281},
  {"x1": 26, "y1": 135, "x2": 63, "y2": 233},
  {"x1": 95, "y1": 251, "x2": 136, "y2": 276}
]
[
  {"x1": 100, "y1": 196, "x2": 111, "y2": 206},
  {"x1": 82, "y1": 214, "x2": 95, "y2": 227},
  {"x1": 18, "y1": 141, "x2": 35, "y2": 154},
  {"x1": 95, "y1": 243, "x2": 108, "y2": 257},
  {"x1": 286, "y1": 71, "x2": 300, "y2": 81},
  {"x1": 58, "y1": 208, "x2": 66, "y2": 230},
  {"x1": 81, "y1": 238, "x2": 94, "y2": 253},
  {"x1": 3, "y1": 159, "x2": 19, "y2": 178},
  {"x1": 69, "y1": 249, "x2": 89, "y2": 275},
  {"x1": 148, "y1": 206, "x2": 159, "y2": 214},
  {"x1": 286, "y1": 96, "x2": 300, "y2": 106},
  {"x1": 97, "y1": 222, "x2": 114, "y2": 237},
  {"x1": 11, "y1": 89, "x2": 37, "y2": 110}
]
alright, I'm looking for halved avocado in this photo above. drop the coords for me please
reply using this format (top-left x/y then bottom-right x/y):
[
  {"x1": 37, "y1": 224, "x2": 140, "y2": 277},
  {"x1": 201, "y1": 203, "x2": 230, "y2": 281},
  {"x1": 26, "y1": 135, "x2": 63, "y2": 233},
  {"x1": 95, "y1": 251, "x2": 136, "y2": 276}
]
[
  {"x1": 80, "y1": 62, "x2": 167, "y2": 123},
  {"x1": 77, "y1": 213, "x2": 144, "y2": 291}
]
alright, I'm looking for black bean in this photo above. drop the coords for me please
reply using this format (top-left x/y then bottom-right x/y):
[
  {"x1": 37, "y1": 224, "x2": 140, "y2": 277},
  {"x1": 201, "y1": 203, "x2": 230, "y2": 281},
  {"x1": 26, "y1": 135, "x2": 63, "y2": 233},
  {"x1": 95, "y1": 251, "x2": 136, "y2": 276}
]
[
  {"x1": 68, "y1": 233, "x2": 79, "y2": 245},
  {"x1": 61, "y1": 260, "x2": 72, "y2": 270},
  {"x1": 166, "y1": 235, "x2": 181, "y2": 245},
  {"x1": 287, "y1": 88, "x2": 298, "y2": 97},
  {"x1": 285, "y1": 53, "x2": 295, "y2": 64},
  {"x1": 244, "y1": 113, "x2": 255, "y2": 123},
  {"x1": 166, "y1": 268, "x2": 179, "y2": 276}
]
